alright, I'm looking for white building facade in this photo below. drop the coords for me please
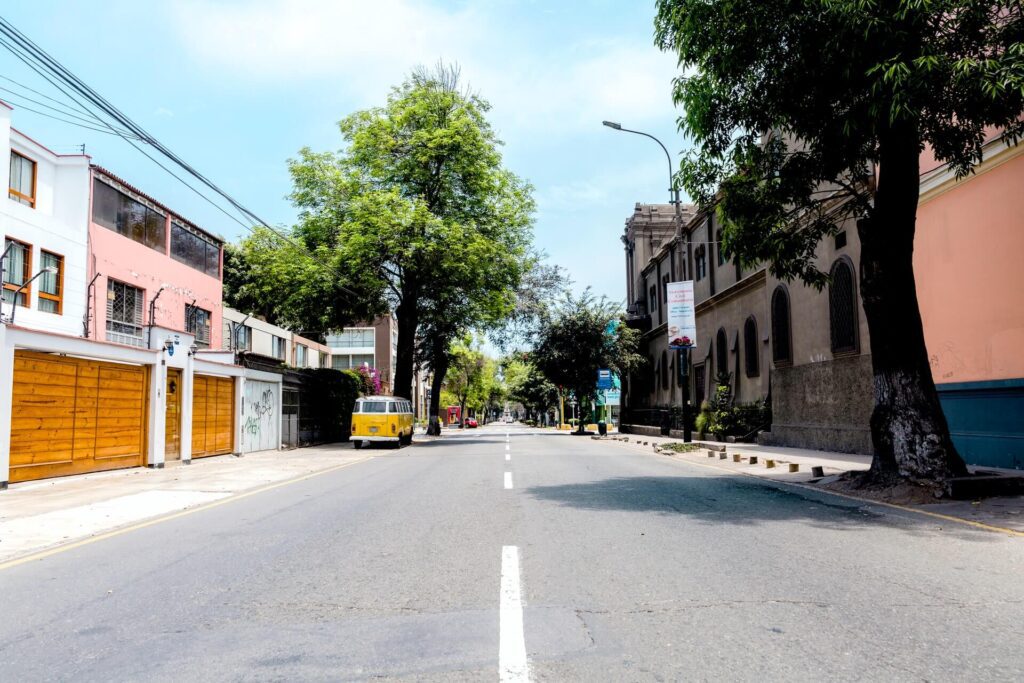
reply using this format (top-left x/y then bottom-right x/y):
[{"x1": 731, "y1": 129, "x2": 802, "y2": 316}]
[{"x1": 1, "y1": 102, "x2": 91, "y2": 336}]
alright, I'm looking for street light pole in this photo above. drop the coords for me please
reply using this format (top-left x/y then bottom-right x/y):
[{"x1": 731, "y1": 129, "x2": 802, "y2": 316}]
[{"x1": 602, "y1": 120, "x2": 692, "y2": 442}]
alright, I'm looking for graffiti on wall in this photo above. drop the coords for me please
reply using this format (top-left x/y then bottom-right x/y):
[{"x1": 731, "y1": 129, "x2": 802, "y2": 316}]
[{"x1": 242, "y1": 381, "x2": 279, "y2": 453}]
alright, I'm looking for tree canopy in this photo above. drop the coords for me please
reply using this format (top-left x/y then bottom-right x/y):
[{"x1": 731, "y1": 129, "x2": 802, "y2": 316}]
[
  {"x1": 531, "y1": 291, "x2": 642, "y2": 433},
  {"x1": 655, "y1": 0, "x2": 1023, "y2": 488},
  {"x1": 230, "y1": 64, "x2": 536, "y2": 413}
]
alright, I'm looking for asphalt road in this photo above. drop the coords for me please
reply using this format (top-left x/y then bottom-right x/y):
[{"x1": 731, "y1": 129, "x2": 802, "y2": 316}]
[{"x1": 2, "y1": 425, "x2": 1023, "y2": 681}]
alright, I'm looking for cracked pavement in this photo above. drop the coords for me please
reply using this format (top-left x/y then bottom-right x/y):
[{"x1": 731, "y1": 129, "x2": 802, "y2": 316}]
[{"x1": 1, "y1": 425, "x2": 1023, "y2": 681}]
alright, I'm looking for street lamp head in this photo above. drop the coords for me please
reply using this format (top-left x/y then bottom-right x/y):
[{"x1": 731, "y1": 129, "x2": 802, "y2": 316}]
[
  {"x1": 602, "y1": 120, "x2": 622, "y2": 130},
  {"x1": 43, "y1": 266, "x2": 58, "y2": 275}
]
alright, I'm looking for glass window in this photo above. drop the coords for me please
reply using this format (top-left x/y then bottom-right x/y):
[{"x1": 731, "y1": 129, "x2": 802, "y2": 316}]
[
  {"x1": 296, "y1": 344, "x2": 307, "y2": 366},
  {"x1": 351, "y1": 354, "x2": 374, "y2": 368},
  {"x1": 744, "y1": 316, "x2": 759, "y2": 378},
  {"x1": 829, "y1": 259, "x2": 859, "y2": 354},
  {"x1": 106, "y1": 279, "x2": 144, "y2": 347},
  {"x1": 327, "y1": 328, "x2": 375, "y2": 348},
  {"x1": 771, "y1": 286, "x2": 792, "y2": 364},
  {"x1": 272, "y1": 335, "x2": 287, "y2": 360},
  {"x1": 233, "y1": 324, "x2": 252, "y2": 351},
  {"x1": 715, "y1": 328, "x2": 728, "y2": 378},
  {"x1": 388, "y1": 402, "x2": 398, "y2": 413},
  {"x1": 362, "y1": 401, "x2": 387, "y2": 413},
  {"x1": 92, "y1": 178, "x2": 166, "y2": 253},
  {"x1": 2, "y1": 237, "x2": 31, "y2": 307},
  {"x1": 694, "y1": 245, "x2": 707, "y2": 280},
  {"x1": 716, "y1": 230, "x2": 726, "y2": 266},
  {"x1": 38, "y1": 251, "x2": 63, "y2": 314},
  {"x1": 186, "y1": 305, "x2": 211, "y2": 348},
  {"x1": 9, "y1": 152, "x2": 36, "y2": 207},
  {"x1": 171, "y1": 222, "x2": 221, "y2": 277}
]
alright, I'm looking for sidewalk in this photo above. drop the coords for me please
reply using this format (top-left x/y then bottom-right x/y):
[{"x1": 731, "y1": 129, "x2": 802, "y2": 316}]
[
  {"x1": 598, "y1": 432, "x2": 1024, "y2": 535},
  {"x1": 0, "y1": 443, "x2": 369, "y2": 565}
]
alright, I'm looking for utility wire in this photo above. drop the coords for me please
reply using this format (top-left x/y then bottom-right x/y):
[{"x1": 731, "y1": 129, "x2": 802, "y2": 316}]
[{"x1": 0, "y1": 17, "x2": 358, "y2": 298}]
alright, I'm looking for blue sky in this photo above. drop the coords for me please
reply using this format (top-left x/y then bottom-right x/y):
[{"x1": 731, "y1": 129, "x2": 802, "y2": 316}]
[{"x1": 1, "y1": 0, "x2": 689, "y2": 305}]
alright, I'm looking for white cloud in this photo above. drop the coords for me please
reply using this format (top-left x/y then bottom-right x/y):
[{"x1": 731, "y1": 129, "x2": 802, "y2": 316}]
[{"x1": 170, "y1": 0, "x2": 679, "y2": 132}]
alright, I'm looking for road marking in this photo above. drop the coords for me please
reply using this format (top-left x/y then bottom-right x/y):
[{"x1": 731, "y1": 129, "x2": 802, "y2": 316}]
[
  {"x1": 504, "y1": 472, "x2": 513, "y2": 489},
  {"x1": 506, "y1": 453, "x2": 511, "y2": 462},
  {"x1": 0, "y1": 456, "x2": 375, "y2": 571},
  {"x1": 505, "y1": 443, "x2": 510, "y2": 451},
  {"x1": 499, "y1": 545, "x2": 529, "y2": 682}
]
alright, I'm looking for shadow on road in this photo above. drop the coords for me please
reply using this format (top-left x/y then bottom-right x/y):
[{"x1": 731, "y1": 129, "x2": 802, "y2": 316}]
[{"x1": 524, "y1": 475, "x2": 1001, "y2": 542}]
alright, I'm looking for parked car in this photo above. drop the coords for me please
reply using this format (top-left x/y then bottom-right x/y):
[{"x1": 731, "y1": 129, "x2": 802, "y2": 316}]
[
  {"x1": 350, "y1": 396, "x2": 414, "y2": 448},
  {"x1": 465, "y1": 417, "x2": 479, "y2": 428}
]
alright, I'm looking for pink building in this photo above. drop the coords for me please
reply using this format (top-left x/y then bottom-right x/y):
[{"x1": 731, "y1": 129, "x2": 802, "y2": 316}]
[
  {"x1": 86, "y1": 167, "x2": 224, "y2": 349},
  {"x1": 914, "y1": 135, "x2": 1024, "y2": 469}
]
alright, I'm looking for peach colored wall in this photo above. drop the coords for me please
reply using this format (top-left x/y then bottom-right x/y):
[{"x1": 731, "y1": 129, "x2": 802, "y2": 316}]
[
  {"x1": 915, "y1": 150, "x2": 1024, "y2": 384},
  {"x1": 87, "y1": 177, "x2": 223, "y2": 347}
]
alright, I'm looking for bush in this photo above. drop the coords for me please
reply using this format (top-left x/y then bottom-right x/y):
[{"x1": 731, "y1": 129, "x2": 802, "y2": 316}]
[{"x1": 695, "y1": 411, "x2": 709, "y2": 434}]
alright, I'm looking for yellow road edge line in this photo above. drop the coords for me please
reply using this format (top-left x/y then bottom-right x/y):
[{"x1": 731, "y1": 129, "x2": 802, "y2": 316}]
[
  {"x1": 606, "y1": 439, "x2": 1024, "y2": 538},
  {"x1": 0, "y1": 455, "x2": 375, "y2": 572}
]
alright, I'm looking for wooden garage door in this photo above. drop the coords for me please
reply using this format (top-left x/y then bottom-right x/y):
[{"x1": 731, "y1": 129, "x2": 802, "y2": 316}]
[
  {"x1": 10, "y1": 350, "x2": 148, "y2": 483},
  {"x1": 192, "y1": 374, "x2": 234, "y2": 458}
]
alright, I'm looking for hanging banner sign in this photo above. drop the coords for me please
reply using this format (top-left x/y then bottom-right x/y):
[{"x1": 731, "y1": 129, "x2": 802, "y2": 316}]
[{"x1": 666, "y1": 281, "x2": 697, "y2": 349}]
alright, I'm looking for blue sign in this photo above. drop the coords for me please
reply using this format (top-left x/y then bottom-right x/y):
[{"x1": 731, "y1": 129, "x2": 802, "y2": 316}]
[{"x1": 597, "y1": 369, "x2": 612, "y2": 390}]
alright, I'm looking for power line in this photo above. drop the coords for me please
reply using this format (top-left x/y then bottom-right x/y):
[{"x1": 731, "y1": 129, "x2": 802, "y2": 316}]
[{"x1": 0, "y1": 17, "x2": 358, "y2": 297}]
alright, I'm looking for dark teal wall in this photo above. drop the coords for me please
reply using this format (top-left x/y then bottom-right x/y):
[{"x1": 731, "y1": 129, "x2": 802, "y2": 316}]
[{"x1": 937, "y1": 378, "x2": 1024, "y2": 470}]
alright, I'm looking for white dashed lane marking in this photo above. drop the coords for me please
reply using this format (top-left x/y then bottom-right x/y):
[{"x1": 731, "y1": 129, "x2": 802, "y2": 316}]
[{"x1": 499, "y1": 545, "x2": 529, "y2": 682}]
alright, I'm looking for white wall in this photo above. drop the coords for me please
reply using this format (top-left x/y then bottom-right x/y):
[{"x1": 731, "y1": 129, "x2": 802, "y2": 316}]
[
  {"x1": 1, "y1": 106, "x2": 91, "y2": 337},
  {"x1": 223, "y1": 306, "x2": 289, "y2": 359}
]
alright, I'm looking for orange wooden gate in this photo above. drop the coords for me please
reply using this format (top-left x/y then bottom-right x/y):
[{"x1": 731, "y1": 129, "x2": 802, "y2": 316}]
[
  {"x1": 191, "y1": 374, "x2": 234, "y2": 458},
  {"x1": 10, "y1": 350, "x2": 148, "y2": 482}
]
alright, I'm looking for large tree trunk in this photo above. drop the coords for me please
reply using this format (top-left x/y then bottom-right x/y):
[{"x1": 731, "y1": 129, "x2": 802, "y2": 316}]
[
  {"x1": 392, "y1": 285, "x2": 419, "y2": 400},
  {"x1": 857, "y1": 121, "x2": 968, "y2": 485},
  {"x1": 426, "y1": 351, "x2": 449, "y2": 436}
]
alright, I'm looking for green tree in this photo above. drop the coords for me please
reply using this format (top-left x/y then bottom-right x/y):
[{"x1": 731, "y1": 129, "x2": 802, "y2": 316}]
[
  {"x1": 655, "y1": 1, "x2": 1023, "y2": 487},
  {"x1": 444, "y1": 341, "x2": 486, "y2": 428},
  {"x1": 532, "y1": 292, "x2": 643, "y2": 434},
  {"x1": 284, "y1": 63, "x2": 534, "y2": 401},
  {"x1": 505, "y1": 358, "x2": 559, "y2": 424}
]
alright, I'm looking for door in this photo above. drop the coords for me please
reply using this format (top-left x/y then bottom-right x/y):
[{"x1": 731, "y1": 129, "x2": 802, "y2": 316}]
[
  {"x1": 192, "y1": 374, "x2": 234, "y2": 458},
  {"x1": 10, "y1": 350, "x2": 148, "y2": 483},
  {"x1": 164, "y1": 369, "x2": 182, "y2": 461},
  {"x1": 241, "y1": 380, "x2": 279, "y2": 453}
]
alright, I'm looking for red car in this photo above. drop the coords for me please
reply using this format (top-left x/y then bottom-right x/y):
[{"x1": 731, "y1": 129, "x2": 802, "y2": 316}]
[{"x1": 465, "y1": 417, "x2": 479, "y2": 428}]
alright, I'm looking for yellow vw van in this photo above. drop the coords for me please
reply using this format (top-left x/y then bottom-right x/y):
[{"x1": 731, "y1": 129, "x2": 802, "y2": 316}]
[{"x1": 351, "y1": 396, "x2": 414, "y2": 448}]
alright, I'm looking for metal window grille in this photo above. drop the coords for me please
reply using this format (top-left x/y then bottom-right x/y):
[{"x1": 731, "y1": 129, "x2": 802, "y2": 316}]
[
  {"x1": 744, "y1": 316, "x2": 759, "y2": 377},
  {"x1": 771, "y1": 286, "x2": 792, "y2": 364},
  {"x1": 106, "y1": 279, "x2": 144, "y2": 347},
  {"x1": 829, "y1": 259, "x2": 859, "y2": 354}
]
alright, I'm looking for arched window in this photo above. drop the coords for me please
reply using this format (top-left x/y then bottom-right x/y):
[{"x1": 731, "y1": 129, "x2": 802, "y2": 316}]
[
  {"x1": 660, "y1": 350, "x2": 669, "y2": 389},
  {"x1": 694, "y1": 246, "x2": 707, "y2": 280},
  {"x1": 715, "y1": 328, "x2": 728, "y2": 378},
  {"x1": 829, "y1": 258, "x2": 859, "y2": 354},
  {"x1": 771, "y1": 286, "x2": 792, "y2": 364},
  {"x1": 716, "y1": 229, "x2": 725, "y2": 266},
  {"x1": 744, "y1": 316, "x2": 759, "y2": 377}
]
